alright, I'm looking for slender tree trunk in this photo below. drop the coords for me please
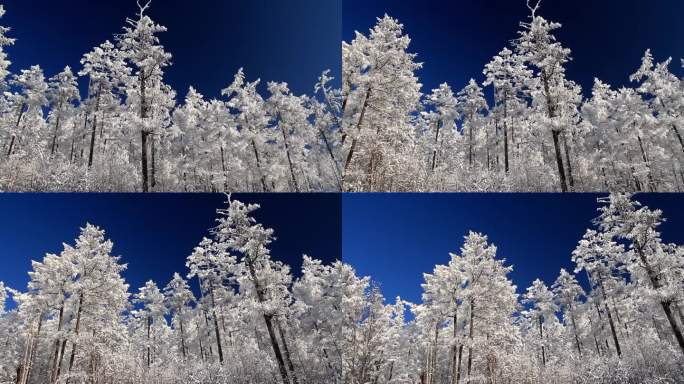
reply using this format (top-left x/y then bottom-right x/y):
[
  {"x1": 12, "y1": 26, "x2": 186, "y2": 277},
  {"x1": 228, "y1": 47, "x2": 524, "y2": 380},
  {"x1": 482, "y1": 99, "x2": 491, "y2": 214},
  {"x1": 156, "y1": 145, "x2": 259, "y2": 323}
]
[
  {"x1": 468, "y1": 117, "x2": 474, "y2": 167},
  {"x1": 50, "y1": 103, "x2": 64, "y2": 156},
  {"x1": 342, "y1": 87, "x2": 371, "y2": 190},
  {"x1": 455, "y1": 344, "x2": 464, "y2": 384},
  {"x1": 569, "y1": 306, "x2": 582, "y2": 357},
  {"x1": 278, "y1": 115, "x2": 300, "y2": 192},
  {"x1": 245, "y1": 258, "x2": 290, "y2": 384},
  {"x1": 431, "y1": 120, "x2": 441, "y2": 171},
  {"x1": 141, "y1": 131, "x2": 149, "y2": 192},
  {"x1": 88, "y1": 85, "x2": 103, "y2": 168},
  {"x1": 539, "y1": 315, "x2": 546, "y2": 366},
  {"x1": 597, "y1": 274, "x2": 621, "y2": 357},
  {"x1": 429, "y1": 324, "x2": 440, "y2": 384},
  {"x1": 220, "y1": 145, "x2": 229, "y2": 191},
  {"x1": 66, "y1": 293, "x2": 84, "y2": 384},
  {"x1": 551, "y1": 130, "x2": 568, "y2": 192},
  {"x1": 276, "y1": 317, "x2": 299, "y2": 384},
  {"x1": 179, "y1": 316, "x2": 187, "y2": 359},
  {"x1": 196, "y1": 315, "x2": 205, "y2": 361},
  {"x1": 467, "y1": 299, "x2": 475, "y2": 377},
  {"x1": 541, "y1": 73, "x2": 568, "y2": 192},
  {"x1": 6, "y1": 104, "x2": 25, "y2": 158},
  {"x1": 139, "y1": 73, "x2": 150, "y2": 192},
  {"x1": 20, "y1": 313, "x2": 43, "y2": 384},
  {"x1": 637, "y1": 135, "x2": 656, "y2": 191},
  {"x1": 209, "y1": 285, "x2": 224, "y2": 364},
  {"x1": 250, "y1": 139, "x2": 268, "y2": 192},
  {"x1": 54, "y1": 339, "x2": 67, "y2": 382},
  {"x1": 318, "y1": 126, "x2": 342, "y2": 190},
  {"x1": 451, "y1": 309, "x2": 460, "y2": 384},
  {"x1": 49, "y1": 302, "x2": 65, "y2": 382},
  {"x1": 503, "y1": 96, "x2": 509, "y2": 173},
  {"x1": 562, "y1": 131, "x2": 575, "y2": 190},
  {"x1": 146, "y1": 316, "x2": 151, "y2": 368},
  {"x1": 151, "y1": 135, "x2": 157, "y2": 189},
  {"x1": 634, "y1": 242, "x2": 684, "y2": 354},
  {"x1": 669, "y1": 123, "x2": 684, "y2": 153}
]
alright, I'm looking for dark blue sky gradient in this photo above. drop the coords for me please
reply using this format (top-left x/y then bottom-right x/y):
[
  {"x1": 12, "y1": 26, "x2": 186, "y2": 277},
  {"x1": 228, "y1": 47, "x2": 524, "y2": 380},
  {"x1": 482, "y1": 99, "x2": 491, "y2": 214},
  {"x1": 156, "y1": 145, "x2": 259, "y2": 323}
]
[
  {"x1": 342, "y1": 193, "x2": 684, "y2": 305},
  {"x1": 0, "y1": 193, "x2": 341, "y2": 306},
  {"x1": 3, "y1": 0, "x2": 341, "y2": 98},
  {"x1": 343, "y1": 0, "x2": 684, "y2": 98}
]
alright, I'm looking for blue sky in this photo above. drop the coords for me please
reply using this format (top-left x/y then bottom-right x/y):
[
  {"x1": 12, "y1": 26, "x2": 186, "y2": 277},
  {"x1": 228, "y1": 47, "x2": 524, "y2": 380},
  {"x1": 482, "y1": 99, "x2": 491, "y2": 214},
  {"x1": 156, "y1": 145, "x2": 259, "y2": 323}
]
[
  {"x1": 3, "y1": 0, "x2": 341, "y2": 98},
  {"x1": 343, "y1": 0, "x2": 684, "y2": 99},
  {"x1": 342, "y1": 193, "x2": 684, "y2": 305},
  {"x1": 0, "y1": 193, "x2": 341, "y2": 304}
]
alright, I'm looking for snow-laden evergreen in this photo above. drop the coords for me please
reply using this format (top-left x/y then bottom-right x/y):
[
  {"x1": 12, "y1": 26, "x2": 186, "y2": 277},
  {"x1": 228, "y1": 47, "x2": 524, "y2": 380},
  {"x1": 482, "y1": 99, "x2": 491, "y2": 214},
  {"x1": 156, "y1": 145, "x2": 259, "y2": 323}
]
[
  {"x1": 0, "y1": 2, "x2": 341, "y2": 192},
  {"x1": 1, "y1": 193, "x2": 682, "y2": 383},
  {"x1": 2, "y1": 0, "x2": 683, "y2": 192},
  {"x1": 340, "y1": 1, "x2": 684, "y2": 191}
]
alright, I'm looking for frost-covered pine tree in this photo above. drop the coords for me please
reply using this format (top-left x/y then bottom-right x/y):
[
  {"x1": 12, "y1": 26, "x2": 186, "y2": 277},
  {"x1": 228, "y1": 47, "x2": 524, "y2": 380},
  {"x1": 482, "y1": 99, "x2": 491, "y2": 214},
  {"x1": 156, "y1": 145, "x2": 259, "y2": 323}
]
[
  {"x1": 341, "y1": 14, "x2": 422, "y2": 191},
  {"x1": 116, "y1": 0, "x2": 172, "y2": 192}
]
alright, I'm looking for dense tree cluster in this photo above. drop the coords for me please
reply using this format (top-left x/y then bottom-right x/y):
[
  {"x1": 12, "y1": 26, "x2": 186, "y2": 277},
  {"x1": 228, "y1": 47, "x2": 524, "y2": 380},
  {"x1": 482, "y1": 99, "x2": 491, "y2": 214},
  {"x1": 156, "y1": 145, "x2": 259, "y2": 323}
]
[
  {"x1": 2, "y1": 0, "x2": 683, "y2": 192},
  {"x1": 408, "y1": 194, "x2": 684, "y2": 384},
  {"x1": 0, "y1": 2, "x2": 342, "y2": 192},
  {"x1": 1, "y1": 193, "x2": 682, "y2": 383},
  {"x1": 340, "y1": 1, "x2": 684, "y2": 191}
]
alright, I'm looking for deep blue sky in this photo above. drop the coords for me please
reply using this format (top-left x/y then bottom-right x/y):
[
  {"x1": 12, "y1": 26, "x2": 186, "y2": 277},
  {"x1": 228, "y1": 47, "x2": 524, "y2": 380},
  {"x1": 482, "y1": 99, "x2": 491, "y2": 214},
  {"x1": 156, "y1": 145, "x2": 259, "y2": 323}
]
[
  {"x1": 0, "y1": 193, "x2": 341, "y2": 306},
  {"x1": 342, "y1": 193, "x2": 684, "y2": 306},
  {"x1": 343, "y1": 0, "x2": 684, "y2": 99},
  {"x1": 3, "y1": 0, "x2": 341, "y2": 98}
]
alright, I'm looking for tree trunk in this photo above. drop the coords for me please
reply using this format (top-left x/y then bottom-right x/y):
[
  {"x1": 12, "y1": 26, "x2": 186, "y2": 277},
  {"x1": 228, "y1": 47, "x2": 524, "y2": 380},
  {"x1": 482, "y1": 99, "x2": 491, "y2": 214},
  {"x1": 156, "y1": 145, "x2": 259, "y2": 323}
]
[
  {"x1": 467, "y1": 299, "x2": 475, "y2": 378},
  {"x1": 49, "y1": 302, "x2": 65, "y2": 382},
  {"x1": 6, "y1": 103, "x2": 26, "y2": 158},
  {"x1": 50, "y1": 103, "x2": 64, "y2": 156},
  {"x1": 451, "y1": 309, "x2": 460, "y2": 384},
  {"x1": 342, "y1": 88, "x2": 371, "y2": 190},
  {"x1": 246, "y1": 257, "x2": 290, "y2": 384},
  {"x1": 146, "y1": 316, "x2": 151, "y2": 368},
  {"x1": 318, "y1": 126, "x2": 342, "y2": 190},
  {"x1": 503, "y1": 96, "x2": 509, "y2": 173},
  {"x1": 250, "y1": 139, "x2": 268, "y2": 192},
  {"x1": 276, "y1": 317, "x2": 299, "y2": 384},
  {"x1": 151, "y1": 135, "x2": 157, "y2": 189},
  {"x1": 139, "y1": 72, "x2": 150, "y2": 192},
  {"x1": 569, "y1": 306, "x2": 582, "y2": 357},
  {"x1": 539, "y1": 315, "x2": 546, "y2": 366},
  {"x1": 468, "y1": 117, "x2": 474, "y2": 167},
  {"x1": 209, "y1": 284, "x2": 224, "y2": 364},
  {"x1": 541, "y1": 73, "x2": 568, "y2": 192},
  {"x1": 637, "y1": 135, "x2": 656, "y2": 191},
  {"x1": 562, "y1": 131, "x2": 575, "y2": 190},
  {"x1": 66, "y1": 293, "x2": 84, "y2": 384},
  {"x1": 141, "y1": 131, "x2": 149, "y2": 192},
  {"x1": 634, "y1": 242, "x2": 684, "y2": 354},
  {"x1": 88, "y1": 85, "x2": 103, "y2": 168},
  {"x1": 429, "y1": 324, "x2": 440, "y2": 384},
  {"x1": 278, "y1": 115, "x2": 300, "y2": 192},
  {"x1": 597, "y1": 274, "x2": 621, "y2": 357},
  {"x1": 431, "y1": 120, "x2": 441, "y2": 171},
  {"x1": 179, "y1": 316, "x2": 187, "y2": 359},
  {"x1": 551, "y1": 130, "x2": 568, "y2": 192},
  {"x1": 220, "y1": 145, "x2": 229, "y2": 191}
]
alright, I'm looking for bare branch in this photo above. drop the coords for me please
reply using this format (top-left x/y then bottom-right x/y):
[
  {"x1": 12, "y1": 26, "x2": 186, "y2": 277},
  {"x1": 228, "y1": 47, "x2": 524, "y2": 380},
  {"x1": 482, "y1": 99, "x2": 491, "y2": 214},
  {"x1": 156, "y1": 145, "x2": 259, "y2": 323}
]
[
  {"x1": 526, "y1": 0, "x2": 542, "y2": 18},
  {"x1": 137, "y1": 0, "x2": 152, "y2": 19}
]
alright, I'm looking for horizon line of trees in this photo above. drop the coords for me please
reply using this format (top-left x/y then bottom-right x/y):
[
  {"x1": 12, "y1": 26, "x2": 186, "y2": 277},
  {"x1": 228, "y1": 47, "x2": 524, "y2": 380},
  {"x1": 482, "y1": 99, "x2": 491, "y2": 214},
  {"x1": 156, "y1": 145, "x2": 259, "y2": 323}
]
[{"x1": 0, "y1": 193, "x2": 682, "y2": 384}]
